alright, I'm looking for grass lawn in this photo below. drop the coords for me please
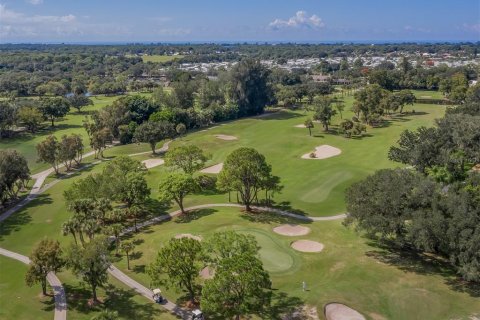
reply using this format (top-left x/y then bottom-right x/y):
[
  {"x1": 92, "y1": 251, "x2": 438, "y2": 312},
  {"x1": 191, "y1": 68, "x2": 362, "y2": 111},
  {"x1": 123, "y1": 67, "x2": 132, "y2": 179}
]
[
  {"x1": 112, "y1": 98, "x2": 447, "y2": 216},
  {"x1": 113, "y1": 207, "x2": 480, "y2": 319},
  {"x1": 141, "y1": 55, "x2": 184, "y2": 63},
  {"x1": 0, "y1": 255, "x2": 53, "y2": 320},
  {"x1": 410, "y1": 89, "x2": 445, "y2": 100},
  {"x1": 3, "y1": 96, "x2": 476, "y2": 319}
]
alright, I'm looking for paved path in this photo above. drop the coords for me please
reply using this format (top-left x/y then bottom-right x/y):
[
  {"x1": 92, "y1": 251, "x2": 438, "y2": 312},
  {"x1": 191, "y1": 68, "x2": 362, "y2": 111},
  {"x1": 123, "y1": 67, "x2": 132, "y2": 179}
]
[
  {"x1": 0, "y1": 248, "x2": 67, "y2": 320},
  {"x1": 107, "y1": 265, "x2": 191, "y2": 319}
]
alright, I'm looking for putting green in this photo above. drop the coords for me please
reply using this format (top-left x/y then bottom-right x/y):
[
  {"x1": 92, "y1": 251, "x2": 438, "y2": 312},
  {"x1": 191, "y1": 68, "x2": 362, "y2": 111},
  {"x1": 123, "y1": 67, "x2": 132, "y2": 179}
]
[{"x1": 235, "y1": 228, "x2": 300, "y2": 274}]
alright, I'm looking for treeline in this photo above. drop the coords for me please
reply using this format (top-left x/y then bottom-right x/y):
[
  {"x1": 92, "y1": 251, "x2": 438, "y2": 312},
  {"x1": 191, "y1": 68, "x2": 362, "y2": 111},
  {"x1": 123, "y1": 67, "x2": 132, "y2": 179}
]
[
  {"x1": 345, "y1": 84, "x2": 480, "y2": 282},
  {"x1": 82, "y1": 59, "x2": 275, "y2": 156}
]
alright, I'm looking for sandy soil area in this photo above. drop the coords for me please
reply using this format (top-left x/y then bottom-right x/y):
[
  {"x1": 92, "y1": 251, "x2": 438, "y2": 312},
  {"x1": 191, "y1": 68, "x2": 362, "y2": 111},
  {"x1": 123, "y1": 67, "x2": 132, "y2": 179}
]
[
  {"x1": 294, "y1": 124, "x2": 307, "y2": 128},
  {"x1": 174, "y1": 233, "x2": 202, "y2": 241},
  {"x1": 301, "y1": 145, "x2": 341, "y2": 160},
  {"x1": 291, "y1": 240, "x2": 324, "y2": 252},
  {"x1": 142, "y1": 158, "x2": 165, "y2": 169},
  {"x1": 200, "y1": 163, "x2": 223, "y2": 174},
  {"x1": 273, "y1": 224, "x2": 311, "y2": 236},
  {"x1": 324, "y1": 303, "x2": 365, "y2": 320},
  {"x1": 215, "y1": 134, "x2": 238, "y2": 141},
  {"x1": 199, "y1": 267, "x2": 214, "y2": 279}
]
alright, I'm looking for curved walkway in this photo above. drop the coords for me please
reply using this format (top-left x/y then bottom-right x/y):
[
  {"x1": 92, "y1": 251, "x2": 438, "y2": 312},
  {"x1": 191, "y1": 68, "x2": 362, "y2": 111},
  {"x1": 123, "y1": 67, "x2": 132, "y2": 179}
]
[{"x1": 0, "y1": 247, "x2": 67, "y2": 320}]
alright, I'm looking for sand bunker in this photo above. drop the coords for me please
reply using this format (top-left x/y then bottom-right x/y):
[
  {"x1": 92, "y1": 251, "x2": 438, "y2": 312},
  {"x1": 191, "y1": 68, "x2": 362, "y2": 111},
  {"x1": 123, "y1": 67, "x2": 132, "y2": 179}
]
[
  {"x1": 142, "y1": 158, "x2": 164, "y2": 169},
  {"x1": 301, "y1": 145, "x2": 341, "y2": 160},
  {"x1": 291, "y1": 240, "x2": 324, "y2": 253},
  {"x1": 294, "y1": 124, "x2": 307, "y2": 128},
  {"x1": 215, "y1": 134, "x2": 238, "y2": 141},
  {"x1": 199, "y1": 267, "x2": 214, "y2": 279},
  {"x1": 174, "y1": 233, "x2": 202, "y2": 241},
  {"x1": 324, "y1": 303, "x2": 365, "y2": 320},
  {"x1": 273, "y1": 224, "x2": 311, "y2": 236},
  {"x1": 200, "y1": 163, "x2": 223, "y2": 174}
]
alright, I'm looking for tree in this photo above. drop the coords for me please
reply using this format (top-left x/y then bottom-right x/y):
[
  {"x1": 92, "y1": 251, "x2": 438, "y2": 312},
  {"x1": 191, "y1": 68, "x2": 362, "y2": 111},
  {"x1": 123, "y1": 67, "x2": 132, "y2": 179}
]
[
  {"x1": 229, "y1": 59, "x2": 274, "y2": 116},
  {"x1": 40, "y1": 97, "x2": 70, "y2": 127},
  {"x1": 217, "y1": 147, "x2": 277, "y2": 211},
  {"x1": 147, "y1": 237, "x2": 203, "y2": 303},
  {"x1": 164, "y1": 145, "x2": 208, "y2": 174},
  {"x1": 18, "y1": 106, "x2": 43, "y2": 133},
  {"x1": 133, "y1": 121, "x2": 175, "y2": 154},
  {"x1": 0, "y1": 101, "x2": 17, "y2": 137},
  {"x1": 304, "y1": 118, "x2": 314, "y2": 136},
  {"x1": 158, "y1": 172, "x2": 197, "y2": 214},
  {"x1": 395, "y1": 90, "x2": 416, "y2": 113},
  {"x1": 334, "y1": 98, "x2": 346, "y2": 119},
  {"x1": 353, "y1": 84, "x2": 387, "y2": 125},
  {"x1": 67, "y1": 95, "x2": 93, "y2": 113},
  {"x1": 344, "y1": 169, "x2": 435, "y2": 242},
  {"x1": 0, "y1": 149, "x2": 30, "y2": 204},
  {"x1": 91, "y1": 310, "x2": 119, "y2": 320},
  {"x1": 120, "y1": 241, "x2": 135, "y2": 270},
  {"x1": 103, "y1": 223, "x2": 124, "y2": 255},
  {"x1": 176, "y1": 123, "x2": 187, "y2": 136},
  {"x1": 25, "y1": 238, "x2": 64, "y2": 296},
  {"x1": 66, "y1": 237, "x2": 110, "y2": 302},
  {"x1": 313, "y1": 97, "x2": 337, "y2": 131},
  {"x1": 58, "y1": 134, "x2": 84, "y2": 170},
  {"x1": 36, "y1": 135, "x2": 60, "y2": 174},
  {"x1": 202, "y1": 231, "x2": 272, "y2": 319}
]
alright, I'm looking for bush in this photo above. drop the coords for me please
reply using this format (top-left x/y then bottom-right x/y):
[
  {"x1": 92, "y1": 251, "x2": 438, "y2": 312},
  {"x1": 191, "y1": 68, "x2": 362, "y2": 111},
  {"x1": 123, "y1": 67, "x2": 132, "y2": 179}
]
[{"x1": 195, "y1": 174, "x2": 217, "y2": 191}]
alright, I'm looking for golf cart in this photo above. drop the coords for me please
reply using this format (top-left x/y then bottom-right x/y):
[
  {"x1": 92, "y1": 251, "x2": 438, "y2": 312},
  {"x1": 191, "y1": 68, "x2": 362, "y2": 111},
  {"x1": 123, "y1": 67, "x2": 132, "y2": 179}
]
[
  {"x1": 152, "y1": 288, "x2": 165, "y2": 304},
  {"x1": 191, "y1": 309, "x2": 204, "y2": 320}
]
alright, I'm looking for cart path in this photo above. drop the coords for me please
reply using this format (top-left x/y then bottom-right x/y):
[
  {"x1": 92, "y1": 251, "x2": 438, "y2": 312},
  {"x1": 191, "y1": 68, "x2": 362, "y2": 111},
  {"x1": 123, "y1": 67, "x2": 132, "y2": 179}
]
[
  {"x1": 121, "y1": 203, "x2": 346, "y2": 236},
  {"x1": 0, "y1": 247, "x2": 67, "y2": 320},
  {"x1": 107, "y1": 265, "x2": 191, "y2": 319}
]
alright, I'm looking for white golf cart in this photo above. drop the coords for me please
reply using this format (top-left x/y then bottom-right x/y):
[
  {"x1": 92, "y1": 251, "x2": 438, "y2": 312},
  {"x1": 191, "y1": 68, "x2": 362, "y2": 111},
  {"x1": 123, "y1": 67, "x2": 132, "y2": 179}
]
[
  {"x1": 191, "y1": 309, "x2": 204, "y2": 320},
  {"x1": 152, "y1": 288, "x2": 165, "y2": 304}
]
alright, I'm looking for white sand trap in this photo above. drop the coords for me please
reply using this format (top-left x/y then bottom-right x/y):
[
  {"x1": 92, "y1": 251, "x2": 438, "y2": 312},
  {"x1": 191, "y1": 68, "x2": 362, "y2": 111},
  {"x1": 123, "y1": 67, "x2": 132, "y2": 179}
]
[
  {"x1": 301, "y1": 145, "x2": 341, "y2": 160},
  {"x1": 294, "y1": 124, "x2": 307, "y2": 128},
  {"x1": 174, "y1": 233, "x2": 202, "y2": 241},
  {"x1": 273, "y1": 224, "x2": 311, "y2": 236},
  {"x1": 215, "y1": 134, "x2": 238, "y2": 141},
  {"x1": 420, "y1": 95, "x2": 432, "y2": 99},
  {"x1": 200, "y1": 163, "x2": 223, "y2": 174},
  {"x1": 325, "y1": 303, "x2": 365, "y2": 320},
  {"x1": 291, "y1": 240, "x2": 324, "y2": 253},
  {"x1": 199, "y1": 267, "x2": 214, "y2": 279},
  {"x1": 142, "y1": 158, "x2": 164, "y2": 169}
]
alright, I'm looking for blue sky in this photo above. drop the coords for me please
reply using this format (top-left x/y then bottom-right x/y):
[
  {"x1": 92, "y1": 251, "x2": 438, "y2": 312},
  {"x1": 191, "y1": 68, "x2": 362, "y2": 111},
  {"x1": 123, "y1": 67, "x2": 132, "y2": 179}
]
[{"x1": 0, "y1": 0, "x2": 479, "y2": 43}]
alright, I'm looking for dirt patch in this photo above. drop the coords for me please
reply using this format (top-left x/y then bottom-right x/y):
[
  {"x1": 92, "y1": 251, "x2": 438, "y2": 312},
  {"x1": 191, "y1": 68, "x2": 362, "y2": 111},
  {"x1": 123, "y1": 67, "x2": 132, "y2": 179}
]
[
  {"x1": 142, "y1": 158, "x2": 165, "y2": 169},
  {"x1": 199, "y1": 266, "x2": 214, "y2": 279},
  {"x1": 215, "y1": 134, "x2": 238, "y2": 141},
  {"x1": 294, "y1": 124, "x2": 307, "y2": 128},
  {"x1": 291, "y1": 240, "x2": 324, "y2": 253},
  {"x1": 282, "y1": 305, "x2": 319, "y2": 320},
  {"x1": 200, "y1": 163, "x2": 223, "y2": 174},
  {"x1": 174, "y1": 233, "x2": 202, "y2": 241},
  {"x1": 324, "y1": 303, "x2": 365, "y2": 320},
  {"x1": 273, "y1": 224, "x2": 311, "y2": 236},
  {"x1": 301, "y1": 145, "x2": 341, "y2": 160},
  {"x1": 420, "y1": 95, "x2": 432, "y2": 98}
]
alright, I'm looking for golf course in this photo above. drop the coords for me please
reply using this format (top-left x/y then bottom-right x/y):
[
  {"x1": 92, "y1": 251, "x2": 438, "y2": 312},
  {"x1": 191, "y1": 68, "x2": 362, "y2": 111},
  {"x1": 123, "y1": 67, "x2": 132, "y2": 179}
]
[{"x1": 1, "y1": 89, "x2": 479, "y2": 320}]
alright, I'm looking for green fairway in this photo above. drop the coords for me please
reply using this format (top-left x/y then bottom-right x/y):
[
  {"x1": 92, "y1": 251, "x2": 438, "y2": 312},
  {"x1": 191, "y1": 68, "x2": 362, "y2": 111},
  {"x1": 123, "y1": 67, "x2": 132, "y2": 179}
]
[
  {"x1": 112, "y1": 207, "x2": 480, "y2": 319},
  {"x1": 410, "y1": 89, "x2": 445, "y2": 100},
  {"x1": 141, "y1": 55, "x2": 184, "y2": 63},
  {"x1": 0, "y1": 256, "x2": 52, "y2": 320}
]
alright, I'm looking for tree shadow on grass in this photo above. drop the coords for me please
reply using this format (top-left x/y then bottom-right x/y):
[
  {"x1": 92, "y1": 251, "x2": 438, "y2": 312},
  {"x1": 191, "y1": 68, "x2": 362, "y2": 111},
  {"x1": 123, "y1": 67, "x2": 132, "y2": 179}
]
[
  {"x1": 254, "y1": 110, "x2": 303, "y2": 121},
  {"x1": 174, "y1": 208, "x2": 218, "y2": 224},
  {"x1": 0, "y1": 193, "x2": 53, "y2": 240},
  {"x1": 261, "y1": 291, "x2": 305, "y2": 319},
  {"x1": 240, "y1": 210, "x2": 311, "y2": 225},
  {"x1": 40, "y1": 293, "x2": 56, "y2": 312},
  {"x1": 365, "y1": 241, "x2": 480, "y2": 297}
]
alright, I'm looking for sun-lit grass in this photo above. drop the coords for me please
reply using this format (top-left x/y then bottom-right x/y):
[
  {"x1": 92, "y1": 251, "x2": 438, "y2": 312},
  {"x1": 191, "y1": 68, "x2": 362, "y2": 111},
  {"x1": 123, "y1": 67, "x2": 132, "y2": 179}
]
[{"x1": 141, "y1": 55, "x2": 184, "y2": 63}]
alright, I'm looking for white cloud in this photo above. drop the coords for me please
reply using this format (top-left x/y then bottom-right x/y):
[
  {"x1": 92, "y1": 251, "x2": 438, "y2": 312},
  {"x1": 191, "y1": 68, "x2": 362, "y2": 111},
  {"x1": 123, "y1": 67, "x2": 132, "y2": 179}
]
[
  {"x1": 463, "y1": 23, "x2": 480, "y2": 33},
  {"x1": 28, "y1": 0, "x2": 43, "y2": 5},
  {"x1": 269, "y1": 11, "x2": 325, "y2": 30}
]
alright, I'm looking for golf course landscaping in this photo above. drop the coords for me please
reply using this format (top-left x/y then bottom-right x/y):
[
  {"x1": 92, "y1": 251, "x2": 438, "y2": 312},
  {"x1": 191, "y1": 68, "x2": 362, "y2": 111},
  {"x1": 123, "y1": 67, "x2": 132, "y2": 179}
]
[{"x1": 1, "y1": 94, "x2": 479, "y2": 319}]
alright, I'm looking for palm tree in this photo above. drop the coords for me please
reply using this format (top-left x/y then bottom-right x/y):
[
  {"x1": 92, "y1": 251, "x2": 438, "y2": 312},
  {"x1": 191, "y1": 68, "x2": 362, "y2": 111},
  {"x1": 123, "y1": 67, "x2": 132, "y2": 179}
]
[
  {"x1": 304, "y1": 118, "x2": 314, "y2": 136},
  {"x1": 103, "y1": 224, "x2": 124, "y2": 255},
  {"x1": 120, "y1": 241, "x2": 135, "y2": 270},
  {"x1": 62, "y1": 219, "x2": 78, "y2": 245}
]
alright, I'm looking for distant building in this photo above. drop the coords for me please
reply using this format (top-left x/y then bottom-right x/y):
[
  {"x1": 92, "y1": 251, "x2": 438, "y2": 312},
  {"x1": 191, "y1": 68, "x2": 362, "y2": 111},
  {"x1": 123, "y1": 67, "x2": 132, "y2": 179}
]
[{"x1": 311, "y1": 74, "x2": 331, "y2": 83}]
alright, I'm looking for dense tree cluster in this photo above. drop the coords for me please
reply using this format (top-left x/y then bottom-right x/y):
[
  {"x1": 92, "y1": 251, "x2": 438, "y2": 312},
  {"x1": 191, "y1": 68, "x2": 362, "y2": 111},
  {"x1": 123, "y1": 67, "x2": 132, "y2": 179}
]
[
  {"x1": 346, "y1": 88, "x2": 480, "y2": 282},
  {"x1": 0, "y1": 149, "x2": 30, "y2": 206}
]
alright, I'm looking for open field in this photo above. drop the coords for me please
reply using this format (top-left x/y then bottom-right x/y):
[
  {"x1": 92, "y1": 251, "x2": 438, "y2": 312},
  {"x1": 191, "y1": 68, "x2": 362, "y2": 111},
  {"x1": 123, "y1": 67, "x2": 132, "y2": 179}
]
[
  {"x1": 141, "y1": 55, "x2": 184, "y2": 63},
  {"x1": 410, "y1": 89, "x2": 445, "y2": 100}
]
